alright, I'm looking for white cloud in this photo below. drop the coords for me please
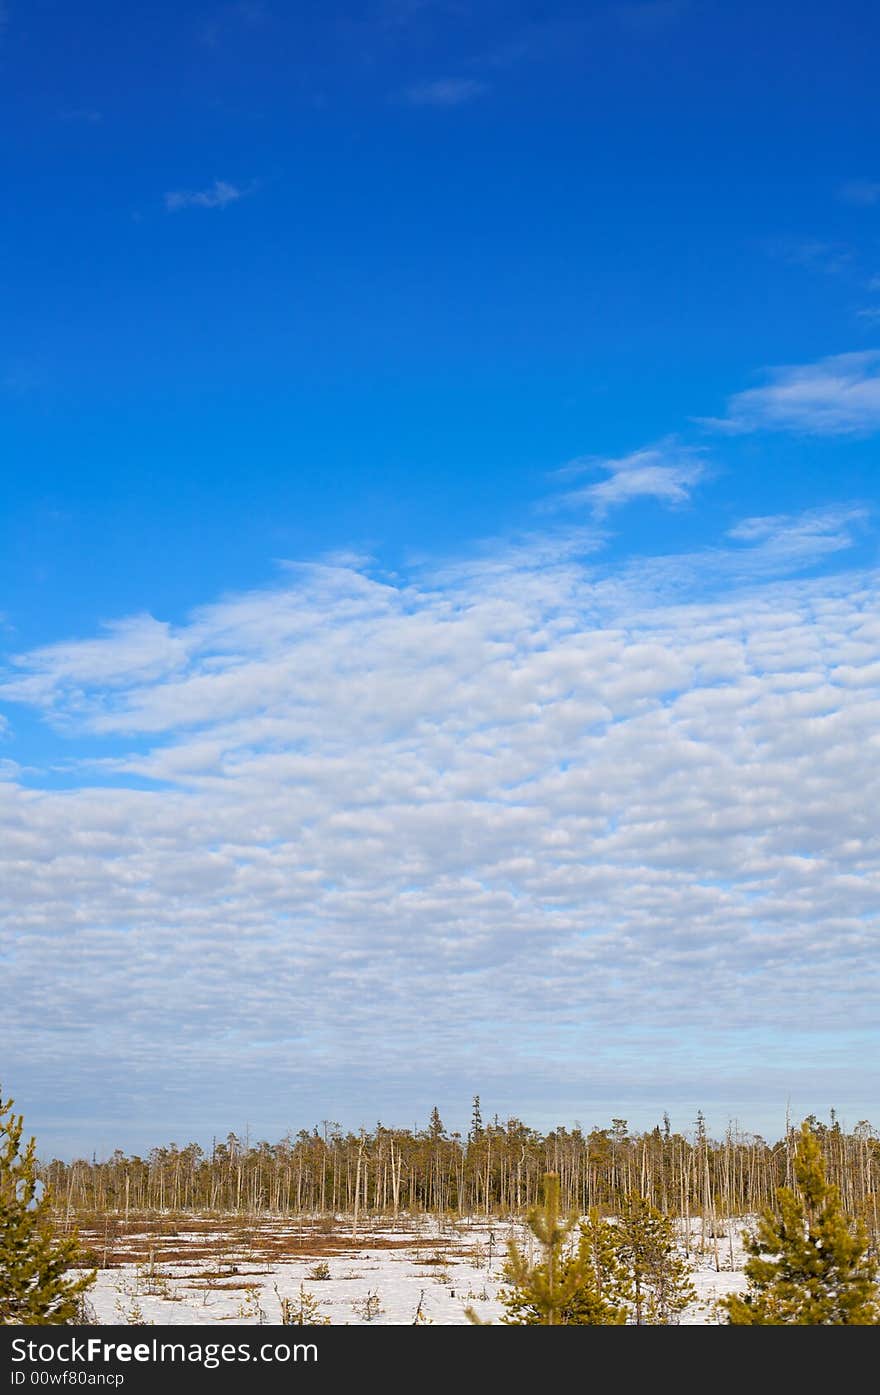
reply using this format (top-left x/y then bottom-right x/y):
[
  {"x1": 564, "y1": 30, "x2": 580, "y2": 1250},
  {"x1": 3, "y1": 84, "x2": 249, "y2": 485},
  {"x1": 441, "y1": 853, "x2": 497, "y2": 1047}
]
[
  {"x1": 726, "y1": 505, "x2": 866, "y2": 550},
  {"x1": 700, "y1": 350, "x2": 880, "y2": 435},
  {"x1": 603, "y1": 505, "x2": 866, "y2": 605},
  {"x1": 0, "y1": 616, "x2": 188, "y2": 715},
  {"x1": 402, "y1": 78, "x2": 488, "y2": 107},
  {"x1": 165, "y1": 180, "x2": 248, "y2": 212},
  {"x1": 554, "y1": 441, "x2": 706, "y2": 517},
  {"x1": 2, "y1": 517, "x2": 879, "y2": 1147}
]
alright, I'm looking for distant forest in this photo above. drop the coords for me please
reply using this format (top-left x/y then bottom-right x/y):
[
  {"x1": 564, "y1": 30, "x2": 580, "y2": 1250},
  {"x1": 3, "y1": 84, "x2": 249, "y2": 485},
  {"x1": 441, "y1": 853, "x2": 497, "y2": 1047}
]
[{"x1": 41, "y1": 1103, "x2": 880, "y2": 1242}]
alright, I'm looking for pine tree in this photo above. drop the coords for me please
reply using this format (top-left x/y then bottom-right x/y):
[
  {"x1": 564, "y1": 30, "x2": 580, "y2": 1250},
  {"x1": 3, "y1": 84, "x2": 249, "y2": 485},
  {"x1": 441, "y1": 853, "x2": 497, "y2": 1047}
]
[
  {"x1": 724, "y1": 1120, "x2": 880, "y2": 1325},
  {"x1": 469, "y1": 1096, "x2": 484, "y2": 1143},
  {"x1": 561, "y1": 1209, "x2": 631, "y2": 1325},
  {"x1": 498, "y1": 1172, "x2": 583, "y2": 1325},
  {"x1": 1, "y1": 1089, "x2": 96, "y2": 1324},
  {"x1": 616, "y1": 1193, "x2": 696, "y2": 1324},
  {"x1": 275, "y1": 1282, "x2": 331, "y2": 1325}
]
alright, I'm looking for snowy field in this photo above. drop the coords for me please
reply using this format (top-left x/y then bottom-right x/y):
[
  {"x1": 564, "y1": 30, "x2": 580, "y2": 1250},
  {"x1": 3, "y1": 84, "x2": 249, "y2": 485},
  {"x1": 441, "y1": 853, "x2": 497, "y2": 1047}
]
[{"x1": 71, "y1": 1213, "x2": 750, "y2": 1326}]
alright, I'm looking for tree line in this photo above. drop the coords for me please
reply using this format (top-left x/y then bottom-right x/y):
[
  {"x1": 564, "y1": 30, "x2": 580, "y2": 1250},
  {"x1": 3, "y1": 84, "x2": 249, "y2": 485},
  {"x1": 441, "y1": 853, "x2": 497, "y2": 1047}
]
[
  {"x1": 40, "y1": 1100, "x2": 880, "y2": 1243},
  {"x1": 5, "y1": 1086, "x2": 879, "y2": 1325}
]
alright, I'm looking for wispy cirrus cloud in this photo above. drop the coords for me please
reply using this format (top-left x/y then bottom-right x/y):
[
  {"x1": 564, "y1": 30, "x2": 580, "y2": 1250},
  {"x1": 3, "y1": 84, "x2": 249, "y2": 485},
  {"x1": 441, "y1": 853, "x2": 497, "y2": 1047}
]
[
  {"x1": 197, "y1": 1, "x2": 268, "y2": 50},
  {"x1": 553, "y1": 440, "x2": 707, "y2": 518},
  {"x1": 838, "y1": 179, "x2": 880, "y2": 207},
  {"x1": 615, "y1": 0, "x2": 688, "y2": 37},
  {"x1": 401, "y1": 77, "x2": 488, "y2": 107},
  {"x1": 699, "y1": 351, "x2": 880, "y2": 436},
  {"x1": 59, "y1": 108, "x2": 102, "y2": 124},
  {"x1": 379, "y1": 0, "x2": 443, "y2": 27},
  {"x1": 2, "y1": 359, "x2": 46, "y2": 396},
  {"x1": 764, "y1": 237, "x2": 853, "y2": 277},
  {"x1": 596, "y1": 505, "x2": 867, "y2": 606},
  {"x1": 722, "y1": 506, "x2": 868, "y2": 575},
  {"x1": 164, "y1": 180, "x2": 250, "y2": 212},
  {"x1": 1, "y1": 616, "x2": 188, "y2": 713}
]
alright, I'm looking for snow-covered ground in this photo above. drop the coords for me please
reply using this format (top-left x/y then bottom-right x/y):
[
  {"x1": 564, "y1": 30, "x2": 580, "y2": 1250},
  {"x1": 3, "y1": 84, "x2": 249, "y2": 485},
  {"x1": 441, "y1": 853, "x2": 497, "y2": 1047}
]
[{"x1": 73, "y1": 1213, "x2": 750, "y2": 1326}]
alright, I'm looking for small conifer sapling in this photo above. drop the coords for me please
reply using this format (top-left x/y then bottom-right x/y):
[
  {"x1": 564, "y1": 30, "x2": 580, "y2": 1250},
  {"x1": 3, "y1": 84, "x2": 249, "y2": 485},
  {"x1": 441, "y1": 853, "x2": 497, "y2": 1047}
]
[{"x1": 0, "y1": 1088, "x2": 96, "y2": 1324}]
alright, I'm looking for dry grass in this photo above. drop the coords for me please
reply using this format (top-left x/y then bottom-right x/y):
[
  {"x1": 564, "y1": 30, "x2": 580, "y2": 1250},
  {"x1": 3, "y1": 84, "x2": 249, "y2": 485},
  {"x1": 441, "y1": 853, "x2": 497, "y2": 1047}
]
[
  {"x1": 71, "y1": 1212, "x2": 464, "y2": 1272},
  {"x1": 183, "y1": 1280, "x2": 263, "y2": 1293}
]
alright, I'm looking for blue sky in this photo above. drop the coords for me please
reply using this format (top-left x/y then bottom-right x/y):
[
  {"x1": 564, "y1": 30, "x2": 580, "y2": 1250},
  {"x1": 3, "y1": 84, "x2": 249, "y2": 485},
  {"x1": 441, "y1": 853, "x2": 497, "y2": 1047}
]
[{"x1": 2, "y1": 1, "x2": 880, "y2": 1157}]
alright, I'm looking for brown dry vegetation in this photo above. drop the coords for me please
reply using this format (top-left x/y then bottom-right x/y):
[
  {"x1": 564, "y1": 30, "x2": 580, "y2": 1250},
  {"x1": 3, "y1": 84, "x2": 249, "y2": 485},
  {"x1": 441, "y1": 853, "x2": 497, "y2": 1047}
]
[{"x1": 71, "y1": 1213, "x2": 472, "y2": 1275}]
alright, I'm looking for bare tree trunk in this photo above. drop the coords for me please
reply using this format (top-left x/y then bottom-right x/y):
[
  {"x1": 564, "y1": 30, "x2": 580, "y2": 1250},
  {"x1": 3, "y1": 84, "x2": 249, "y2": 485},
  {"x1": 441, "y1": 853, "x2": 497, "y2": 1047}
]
[{"x1": 352, "y1": 1140, "x2": 365, "y2": 1240}]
